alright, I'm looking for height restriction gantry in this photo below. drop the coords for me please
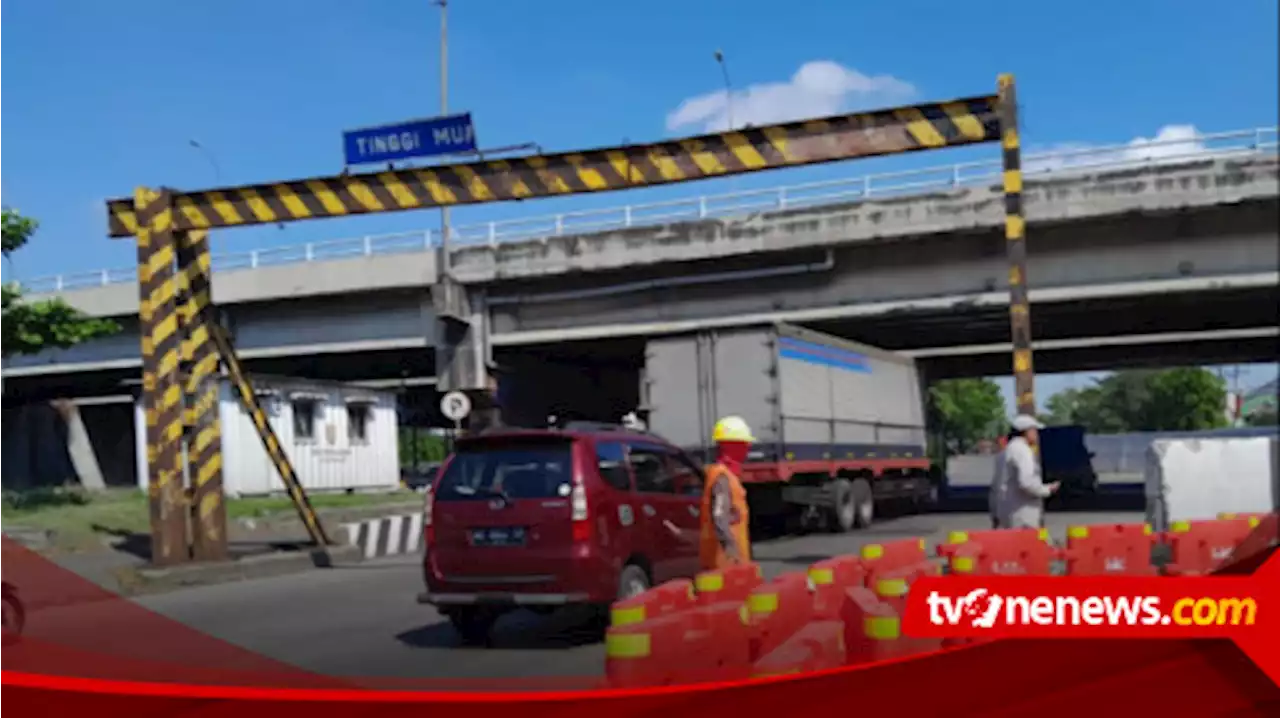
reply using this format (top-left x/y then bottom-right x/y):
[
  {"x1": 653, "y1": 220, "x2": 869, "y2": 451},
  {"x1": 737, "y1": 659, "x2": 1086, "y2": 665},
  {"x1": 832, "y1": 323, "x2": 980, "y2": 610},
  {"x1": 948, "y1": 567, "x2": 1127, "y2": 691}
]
[{"x1": 108, "y1": 76, "x2": 1032, "y2": 565}]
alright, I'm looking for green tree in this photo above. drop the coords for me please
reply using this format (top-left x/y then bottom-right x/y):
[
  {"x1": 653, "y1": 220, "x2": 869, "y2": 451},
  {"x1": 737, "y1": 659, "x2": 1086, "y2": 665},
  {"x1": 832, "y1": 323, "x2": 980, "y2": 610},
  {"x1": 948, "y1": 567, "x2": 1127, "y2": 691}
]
[
  {"x1": 3, "y1": 209, "x2": 119, "y2": 357},
  {"x1": 1042, "y1": 387, "x2": 1103, "y2": 427},
  {"x1": 1042, "y1": 368, "x2": 1229, "y2": 434},
  {"x1": 1140, "y1": 368, "x2": 1229, "y2": 431},
  {"x1": 929, "y1": 378, "x2": 1007, "y2": 454},
  {"x1": 398, "y1": 428, "x2": 449, "y2": 467}
]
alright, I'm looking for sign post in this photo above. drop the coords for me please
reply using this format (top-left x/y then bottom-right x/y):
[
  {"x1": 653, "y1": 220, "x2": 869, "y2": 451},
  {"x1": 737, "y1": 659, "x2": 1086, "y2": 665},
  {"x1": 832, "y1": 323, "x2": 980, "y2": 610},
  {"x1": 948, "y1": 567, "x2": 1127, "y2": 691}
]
[
  {"x1": 342, "y1": 113, "x2": 477, "y2": 167},
  {"x1": 439, "y1": 390, "x2": 472, "y2": 434}
]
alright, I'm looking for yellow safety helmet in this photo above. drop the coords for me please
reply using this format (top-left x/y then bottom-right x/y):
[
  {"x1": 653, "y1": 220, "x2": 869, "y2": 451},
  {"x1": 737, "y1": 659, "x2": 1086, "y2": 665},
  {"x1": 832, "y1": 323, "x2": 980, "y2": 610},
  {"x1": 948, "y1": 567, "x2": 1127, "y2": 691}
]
[{"x1": 712, "y1": 416, "x2": 756, "y2": 444}]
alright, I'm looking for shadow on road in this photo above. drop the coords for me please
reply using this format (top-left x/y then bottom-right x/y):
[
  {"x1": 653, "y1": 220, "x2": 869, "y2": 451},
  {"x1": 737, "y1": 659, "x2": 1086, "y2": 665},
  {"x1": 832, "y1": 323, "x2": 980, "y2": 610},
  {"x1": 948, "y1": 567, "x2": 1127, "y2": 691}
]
[
  {"x1": 395, "y1": 608, "x2": 606, "y2": 651},
  {"x1": 90, "y1": 525, "x2": 325, "y2": 564}
]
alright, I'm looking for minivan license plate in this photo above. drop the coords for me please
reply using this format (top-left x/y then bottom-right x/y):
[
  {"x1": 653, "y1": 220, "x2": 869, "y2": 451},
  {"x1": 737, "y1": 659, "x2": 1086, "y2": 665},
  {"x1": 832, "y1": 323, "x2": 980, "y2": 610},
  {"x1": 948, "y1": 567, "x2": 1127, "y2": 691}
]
[{"x1": 471, "y1": 527, "x2": 525, "y2": 547}]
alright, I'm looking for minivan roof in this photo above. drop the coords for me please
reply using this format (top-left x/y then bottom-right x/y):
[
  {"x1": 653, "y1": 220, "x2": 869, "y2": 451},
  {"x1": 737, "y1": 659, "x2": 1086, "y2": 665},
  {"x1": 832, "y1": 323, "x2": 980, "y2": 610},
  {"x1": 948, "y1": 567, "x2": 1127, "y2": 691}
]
[{"x1": 455, "y1": 426, "x2": 668, "y2": 447}]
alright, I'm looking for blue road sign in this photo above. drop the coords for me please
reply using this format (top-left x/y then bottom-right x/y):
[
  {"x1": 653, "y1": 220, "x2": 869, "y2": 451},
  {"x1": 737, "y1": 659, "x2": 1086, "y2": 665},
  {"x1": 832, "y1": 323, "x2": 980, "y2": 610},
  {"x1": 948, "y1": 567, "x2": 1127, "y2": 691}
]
[{"x1": 342, "y1": 113, "x2": 477, "y2": 166}]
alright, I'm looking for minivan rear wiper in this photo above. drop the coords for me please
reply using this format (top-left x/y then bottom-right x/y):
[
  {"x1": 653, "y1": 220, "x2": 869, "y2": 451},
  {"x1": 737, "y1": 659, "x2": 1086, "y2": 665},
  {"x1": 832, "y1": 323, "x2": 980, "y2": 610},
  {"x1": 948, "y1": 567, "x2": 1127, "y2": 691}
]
[{"x1": 454, "y1": 485, "x2": 511, "y2": 503}]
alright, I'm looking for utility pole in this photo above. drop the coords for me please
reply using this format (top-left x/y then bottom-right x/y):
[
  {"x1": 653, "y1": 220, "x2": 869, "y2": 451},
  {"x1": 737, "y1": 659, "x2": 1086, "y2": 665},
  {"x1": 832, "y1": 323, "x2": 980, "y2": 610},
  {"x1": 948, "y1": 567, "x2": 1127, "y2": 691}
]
[{"x1": 436, "y1": 0, "x2": 451, "y2": 276}]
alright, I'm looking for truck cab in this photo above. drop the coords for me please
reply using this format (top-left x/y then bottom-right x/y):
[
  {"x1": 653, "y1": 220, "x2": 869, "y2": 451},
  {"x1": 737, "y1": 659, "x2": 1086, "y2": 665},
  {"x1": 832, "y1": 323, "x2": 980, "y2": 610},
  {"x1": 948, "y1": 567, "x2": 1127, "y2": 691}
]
[{"x1": 1039, "y1": 424, "x2": 1098, "y2": 502}]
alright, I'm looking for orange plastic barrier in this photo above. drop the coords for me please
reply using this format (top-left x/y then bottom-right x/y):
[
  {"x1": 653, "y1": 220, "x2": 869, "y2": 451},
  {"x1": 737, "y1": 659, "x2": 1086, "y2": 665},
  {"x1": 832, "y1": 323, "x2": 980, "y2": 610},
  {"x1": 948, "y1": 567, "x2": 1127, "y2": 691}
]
[
  {"x1": 604, "y1": 611, "x2": 696, "y2": 687},
  {"x1": 682, "y1": 601, "x2": 754, "y2": 684},
  {"x1": 693, "y1": 563, "x2": 762, "y2": 606},
  {"x1": 605, "y1": 599, "x2": 753, "y2": 687},
  {"x1": 1217, "y1": 512, "x2": 1271, "y2": 522},
  {"x1": 946, "y1": 528, "x2": 1055, "y2": 576},
  {"x1": 1163, "y1": 518, "x2": 1260, "y2": 576},
  {"x1": 744, "y1": 573, "x2": 816, "y2": 659},
  {"x1": 839, "y1": 586, "x2": 918, "y2": 665},
  {"x1": 1062, "y1": 523, "x2": 1157, "y2": 576},
  {"x1": 809, "y1": 556, "x2": 867, "y2": 619},
  {"x1": 610, "y1": 578, "x2": 696, "y2": 627},
  {"x1": 862, "y1": 537, "x2": 934, "y2": 576},
  {"x1": 751, "y1": 619, "x2": 846, "y2": 678},
  {"x1": 1221, "y1": 512, "x2": 1279, "y2": 569},
  {"x1": 936, "y1": 528, "x2": 1010, "y2": 559}
]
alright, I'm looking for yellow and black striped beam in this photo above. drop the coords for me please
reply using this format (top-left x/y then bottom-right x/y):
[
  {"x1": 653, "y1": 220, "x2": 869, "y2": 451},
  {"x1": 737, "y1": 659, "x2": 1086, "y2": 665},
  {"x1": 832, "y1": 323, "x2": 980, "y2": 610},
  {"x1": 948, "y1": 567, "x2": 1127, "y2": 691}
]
[
  {"x1": 135, "y1": 187, "x2": 190, "y2": 565},
  {"x1": 106, "y1": 94, "x2": 1000, "y2": 237},
  {"x1": 997, "y1": 74, "x2": 1035, "y2": 416},
  {"x1": 204, "y1": 317, "x2": 332, "y2": 547},
  {"x1": 177, "y1": 229, "x2": 229, "y2": 562}
]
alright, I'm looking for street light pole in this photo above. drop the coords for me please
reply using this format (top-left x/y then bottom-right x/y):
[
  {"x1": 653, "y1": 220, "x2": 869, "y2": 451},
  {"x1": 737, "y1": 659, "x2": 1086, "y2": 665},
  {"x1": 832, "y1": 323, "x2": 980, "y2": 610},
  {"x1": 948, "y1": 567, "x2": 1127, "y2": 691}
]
[
  {"x1": 714, "y1": 49, "x2": 734, "y2": 131},
  {"x1": 188, "y1": 139, "x2": 222, "y2": 183},
  {"x1": 436, "y1": 0, "x2": 451, "y2": 276}
]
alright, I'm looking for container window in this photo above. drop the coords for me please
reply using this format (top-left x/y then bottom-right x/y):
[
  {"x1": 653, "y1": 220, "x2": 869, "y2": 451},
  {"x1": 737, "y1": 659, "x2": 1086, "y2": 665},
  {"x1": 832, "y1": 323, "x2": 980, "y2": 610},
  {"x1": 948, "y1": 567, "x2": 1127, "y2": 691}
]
[
  {"x1": 628, "y1": 444, "x2": 676, "y2": 494},
  {"x1": 292, "y1": 399, "x2": 317, "y2": 441},
  {"x1": 595, "y1": 441, "x2": 632, "y2": 491},
  {"x1": 436, "y1": 443, "x2": 573, "y2": 501},
  {"x1": 347, "y1": 404, "x2": 371, "y2": 443}
]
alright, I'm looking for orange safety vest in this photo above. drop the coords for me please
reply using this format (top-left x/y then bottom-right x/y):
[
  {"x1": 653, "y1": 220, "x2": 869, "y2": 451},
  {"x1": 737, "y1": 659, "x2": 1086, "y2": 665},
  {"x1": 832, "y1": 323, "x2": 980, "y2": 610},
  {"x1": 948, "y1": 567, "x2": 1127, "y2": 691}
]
[{"x1": 699, "y1": 462, "x2": 752, "y2": 570}]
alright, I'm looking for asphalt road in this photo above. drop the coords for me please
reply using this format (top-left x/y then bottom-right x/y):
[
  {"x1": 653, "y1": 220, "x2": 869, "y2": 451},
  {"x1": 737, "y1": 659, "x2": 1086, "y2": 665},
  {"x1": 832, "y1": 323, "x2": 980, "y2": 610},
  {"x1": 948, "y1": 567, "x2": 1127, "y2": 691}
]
[{"x1": 37, "y1": 510, "x2": 1142, "y2": 685}]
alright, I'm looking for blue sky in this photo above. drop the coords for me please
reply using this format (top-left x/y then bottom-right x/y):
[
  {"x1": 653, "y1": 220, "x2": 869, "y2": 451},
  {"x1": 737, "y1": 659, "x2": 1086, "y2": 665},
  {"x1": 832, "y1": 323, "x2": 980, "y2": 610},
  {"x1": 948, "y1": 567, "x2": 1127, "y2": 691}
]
[{"x1": 3, "y1": 0, "x2": 1277, "y2": 409}]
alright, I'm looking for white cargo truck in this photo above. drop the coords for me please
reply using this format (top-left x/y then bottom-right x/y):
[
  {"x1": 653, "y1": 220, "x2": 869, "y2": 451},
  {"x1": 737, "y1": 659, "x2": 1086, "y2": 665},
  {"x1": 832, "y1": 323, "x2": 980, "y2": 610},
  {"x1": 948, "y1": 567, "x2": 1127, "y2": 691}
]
[{"x1": 639, "y1": 323, "x2": 937, "y2": 532}]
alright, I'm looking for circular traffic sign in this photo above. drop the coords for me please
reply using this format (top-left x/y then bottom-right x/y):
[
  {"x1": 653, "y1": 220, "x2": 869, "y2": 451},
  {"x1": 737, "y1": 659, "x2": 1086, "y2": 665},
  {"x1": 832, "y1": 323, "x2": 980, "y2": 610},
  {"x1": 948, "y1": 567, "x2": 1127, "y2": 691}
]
[{"x1": 439, "y1": 391, "x2": 472, "y2": 422}]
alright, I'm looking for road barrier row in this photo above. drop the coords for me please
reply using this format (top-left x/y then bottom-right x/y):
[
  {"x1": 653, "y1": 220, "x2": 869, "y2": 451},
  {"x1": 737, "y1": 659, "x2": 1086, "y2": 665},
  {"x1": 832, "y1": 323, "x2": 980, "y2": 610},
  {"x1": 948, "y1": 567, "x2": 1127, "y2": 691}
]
[{"x1": 603, "y1": 512, "x2": 1278, "y2": 686}]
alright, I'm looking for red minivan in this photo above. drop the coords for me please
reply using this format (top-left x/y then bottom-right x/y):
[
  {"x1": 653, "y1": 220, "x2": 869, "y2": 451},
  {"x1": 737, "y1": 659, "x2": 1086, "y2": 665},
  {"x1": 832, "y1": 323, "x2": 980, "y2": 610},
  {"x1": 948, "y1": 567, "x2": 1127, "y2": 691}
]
[{"x1": 417, "y1": 424, "x2": 707, "y2": 644}]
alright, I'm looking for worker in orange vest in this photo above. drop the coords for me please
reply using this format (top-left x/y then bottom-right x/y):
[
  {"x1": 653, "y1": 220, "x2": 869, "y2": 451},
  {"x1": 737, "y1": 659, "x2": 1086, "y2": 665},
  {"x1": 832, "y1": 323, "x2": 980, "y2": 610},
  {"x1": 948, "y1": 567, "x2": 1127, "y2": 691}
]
[{"x1": 699, "y1": 416, "x2": 754, "y2": 570}]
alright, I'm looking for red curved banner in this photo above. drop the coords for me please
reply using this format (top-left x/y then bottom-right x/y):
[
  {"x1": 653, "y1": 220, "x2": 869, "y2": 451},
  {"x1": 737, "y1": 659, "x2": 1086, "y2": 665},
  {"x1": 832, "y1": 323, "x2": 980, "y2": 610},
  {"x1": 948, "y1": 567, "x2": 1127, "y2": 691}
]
[{"x1": 3, "y1": 533, "x2": 1278, "y2": 716}]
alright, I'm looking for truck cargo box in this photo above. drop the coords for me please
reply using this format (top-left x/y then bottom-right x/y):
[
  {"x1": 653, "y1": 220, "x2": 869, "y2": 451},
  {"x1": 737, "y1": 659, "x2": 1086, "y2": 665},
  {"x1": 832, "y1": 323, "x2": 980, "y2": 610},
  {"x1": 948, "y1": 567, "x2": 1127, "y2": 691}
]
[{"x1": 641, "y1": 323, "x2": 927, "y2": 467}]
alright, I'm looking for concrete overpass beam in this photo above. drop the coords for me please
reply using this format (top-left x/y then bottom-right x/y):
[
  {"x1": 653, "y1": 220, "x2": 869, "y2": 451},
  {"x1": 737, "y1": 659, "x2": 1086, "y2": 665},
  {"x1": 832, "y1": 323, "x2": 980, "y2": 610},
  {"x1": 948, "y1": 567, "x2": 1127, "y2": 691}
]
[{"x1": 432, "y1": 277, "x2": 496, "y2": 429}]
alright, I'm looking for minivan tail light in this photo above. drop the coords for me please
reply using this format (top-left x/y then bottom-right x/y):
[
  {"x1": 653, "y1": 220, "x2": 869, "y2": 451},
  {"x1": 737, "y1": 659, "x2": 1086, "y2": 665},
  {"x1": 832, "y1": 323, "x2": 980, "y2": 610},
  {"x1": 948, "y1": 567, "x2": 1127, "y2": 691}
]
[
  {"x1": 571, "y1": 482, "x2": 591, "y2": 542},
  {"x1": 571, "y1": 483, "x2": 588, "y2": 521}
]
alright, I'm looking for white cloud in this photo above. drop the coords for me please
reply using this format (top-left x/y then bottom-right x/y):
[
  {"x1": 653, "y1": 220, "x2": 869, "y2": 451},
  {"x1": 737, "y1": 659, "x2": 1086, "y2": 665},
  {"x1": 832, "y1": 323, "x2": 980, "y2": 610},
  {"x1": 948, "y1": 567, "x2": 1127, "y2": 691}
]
[
  {"x1": 665, "y1": 61, "x2": 916, "y2": 134},
  {"x1": 1025, "y1": 124, "x2": 1208, "y2": 174}
]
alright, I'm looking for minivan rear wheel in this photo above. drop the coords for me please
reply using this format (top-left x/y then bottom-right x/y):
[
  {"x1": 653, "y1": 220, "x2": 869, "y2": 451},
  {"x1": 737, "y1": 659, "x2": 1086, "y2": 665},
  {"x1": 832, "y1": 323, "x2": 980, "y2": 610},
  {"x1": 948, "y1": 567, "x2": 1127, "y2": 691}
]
[
  {"x1": 448, "y1": 607, "x2": 497, "y2": 646},
  {"x1": 617, "y1": 564, "x2": 651, "y2": 601}
]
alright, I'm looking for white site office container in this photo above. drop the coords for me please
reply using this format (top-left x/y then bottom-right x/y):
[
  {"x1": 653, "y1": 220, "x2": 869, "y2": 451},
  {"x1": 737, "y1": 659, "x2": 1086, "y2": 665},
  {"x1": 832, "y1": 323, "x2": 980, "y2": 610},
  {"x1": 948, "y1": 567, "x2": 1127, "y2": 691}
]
[
  {"x1": 1144, "y1": 436, "x2": 1279, "y2": 532},
  {"x1": 134, "y1": 375, "x2": 400, "y2": 497}
]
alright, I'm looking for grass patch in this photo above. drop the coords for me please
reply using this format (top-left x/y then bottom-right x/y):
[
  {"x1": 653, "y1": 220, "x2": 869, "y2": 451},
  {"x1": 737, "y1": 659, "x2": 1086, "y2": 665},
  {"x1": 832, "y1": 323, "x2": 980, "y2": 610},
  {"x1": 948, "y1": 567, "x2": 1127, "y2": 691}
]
[
  {"x1": 1, "y1": 486, "x2": 421, "y2": 552},
  {"x1": 227, "y1": 491, "x2": 420, "y2": 519}
]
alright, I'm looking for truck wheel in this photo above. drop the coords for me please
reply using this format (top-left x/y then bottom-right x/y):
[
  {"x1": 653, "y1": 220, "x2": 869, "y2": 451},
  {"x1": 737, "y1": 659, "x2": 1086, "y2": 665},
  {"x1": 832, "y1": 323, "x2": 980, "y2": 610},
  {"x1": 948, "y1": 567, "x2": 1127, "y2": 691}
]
[
  {"x1": 851, "y1": 478, "x2": 874, "y2": 528},
  {"x1": 829, "y1": 478, "x2": 858, "y2": 533},
  {"x1": 914, "y1": 483, "x2": 940, "y2": 513}
]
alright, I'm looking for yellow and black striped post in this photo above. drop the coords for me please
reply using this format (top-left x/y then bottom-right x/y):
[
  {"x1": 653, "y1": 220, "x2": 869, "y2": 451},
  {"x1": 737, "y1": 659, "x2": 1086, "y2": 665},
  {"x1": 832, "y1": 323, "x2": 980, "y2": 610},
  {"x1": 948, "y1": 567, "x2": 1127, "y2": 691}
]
[
  {"x1": 135, "y1": 187, "x2": 190, "y2": 565},
  {"x1": 998, "y1": 74, "x2": 1035, "y2": 417},
  {"x1": 205, "y1": 322, "x2": 332, "y2": 547},
  {"x1": 177, "y1": 229, "x2": 229, "y2": 561}
]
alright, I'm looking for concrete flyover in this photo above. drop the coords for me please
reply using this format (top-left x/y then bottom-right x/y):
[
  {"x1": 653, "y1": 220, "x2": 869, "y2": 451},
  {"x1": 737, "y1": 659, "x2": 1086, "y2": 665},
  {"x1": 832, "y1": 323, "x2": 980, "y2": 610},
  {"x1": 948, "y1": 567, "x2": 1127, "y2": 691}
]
[{"x1": 2, "y1": 153, "x2": 1277, "y2": 401}]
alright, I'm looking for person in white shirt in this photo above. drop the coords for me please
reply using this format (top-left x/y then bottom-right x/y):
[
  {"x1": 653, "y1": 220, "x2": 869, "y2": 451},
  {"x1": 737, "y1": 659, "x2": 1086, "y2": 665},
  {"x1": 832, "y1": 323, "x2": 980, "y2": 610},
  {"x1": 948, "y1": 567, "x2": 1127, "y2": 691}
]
[{"x1": 991, "y1": 414, "x2": 1060, "y2": 530}]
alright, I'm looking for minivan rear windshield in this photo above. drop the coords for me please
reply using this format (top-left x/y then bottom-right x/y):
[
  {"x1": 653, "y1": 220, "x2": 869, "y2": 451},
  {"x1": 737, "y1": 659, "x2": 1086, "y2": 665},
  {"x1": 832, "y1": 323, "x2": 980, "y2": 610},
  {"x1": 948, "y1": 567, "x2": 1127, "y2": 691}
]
[{"x1": 435, "y1": 443, "x2": 575, "y2": 501}]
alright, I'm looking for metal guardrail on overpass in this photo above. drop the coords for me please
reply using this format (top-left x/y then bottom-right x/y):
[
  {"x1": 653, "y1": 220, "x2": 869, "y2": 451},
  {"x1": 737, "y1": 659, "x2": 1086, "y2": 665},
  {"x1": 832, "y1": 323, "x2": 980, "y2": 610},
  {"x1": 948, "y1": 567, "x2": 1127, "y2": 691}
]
[{"x1": 20, "y1": 126, "x2": 1279, "y2": 295}]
